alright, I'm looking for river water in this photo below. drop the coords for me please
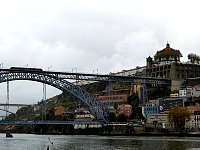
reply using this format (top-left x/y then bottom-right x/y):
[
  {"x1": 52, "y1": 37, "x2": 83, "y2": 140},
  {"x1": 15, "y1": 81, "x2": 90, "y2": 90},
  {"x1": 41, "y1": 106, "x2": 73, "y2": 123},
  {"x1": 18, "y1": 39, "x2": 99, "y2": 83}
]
[{"x1": 1, "y1": 133, "x2": 200, "y2": 150}]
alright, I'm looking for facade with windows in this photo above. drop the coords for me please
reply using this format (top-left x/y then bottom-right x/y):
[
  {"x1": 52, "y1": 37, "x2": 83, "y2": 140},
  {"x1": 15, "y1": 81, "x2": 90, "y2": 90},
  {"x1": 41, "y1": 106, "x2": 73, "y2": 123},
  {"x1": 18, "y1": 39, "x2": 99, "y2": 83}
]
[
  {"x1": 146, "y1": 114, "x2": 168, "y2": 127},
  {"x1": 179, "y1": 86, "x2": 192, "y2": 97},
  {"x1": 146, "y1": 97, "x2": 185, "y2": 114},
  {"x1": 146, "y1": 43, "x2": 200, "y2": 92},
  {"x1": 162, "y1": 98, "x2": 184, "y2": 112},
  {"x1": 117, "y1": 104, "x2": 132, "y2": 117},
  {"x1": 179, "y1": 84, "x2": 200, "y2": 98},
  {"x1": 191, "y1": 85, "x2": 200, "y2": 97},
  {"x1": 110, "y1": 66, "x2": 145, "y2": 77},
  {"x1": 186, "y1": 105, "x2": 200, "y2": 129},
  {"x1": 98, "y1": 88, "x2": 130, "y2": 107},
  {"x1": 144, "y1": 102, "x2": 159, "y2": 117}
]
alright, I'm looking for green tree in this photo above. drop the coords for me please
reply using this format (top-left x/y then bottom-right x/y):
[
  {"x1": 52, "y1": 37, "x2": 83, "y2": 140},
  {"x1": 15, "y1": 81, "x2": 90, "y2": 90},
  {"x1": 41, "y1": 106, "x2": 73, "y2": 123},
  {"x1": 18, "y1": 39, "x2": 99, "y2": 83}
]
[
  {"x1": 127, "y1": 93, "x2": 144, "y2": 119},
  {"x1": 168, "y1": 106, "x2": 191, "y2": 129},
  {"x1": 117, "y1": 113, "x2": 128, "y2": 122},
  {"x1": 108, "y1": 112, "x2": 117, "y2": 122},
  {"x1": 127, "y1": 93, "x2": 139, "y2": 107}
]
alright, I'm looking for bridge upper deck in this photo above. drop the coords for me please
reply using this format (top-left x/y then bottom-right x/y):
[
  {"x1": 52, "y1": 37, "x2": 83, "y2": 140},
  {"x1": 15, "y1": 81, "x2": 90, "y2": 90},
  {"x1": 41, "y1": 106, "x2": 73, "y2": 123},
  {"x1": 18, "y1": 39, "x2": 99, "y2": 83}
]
[{"x1": 0, "y1": 68, "x2": 171, "y2": 86}]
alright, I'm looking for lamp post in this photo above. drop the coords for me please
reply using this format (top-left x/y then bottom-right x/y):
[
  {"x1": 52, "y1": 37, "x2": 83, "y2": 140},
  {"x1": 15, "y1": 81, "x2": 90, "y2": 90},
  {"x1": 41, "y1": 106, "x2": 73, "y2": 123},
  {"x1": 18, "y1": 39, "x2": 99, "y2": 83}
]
[
  {"x1": 72, "y1": 67, "x2": 77, "y2": 73},
  {"x1": 48, "y1": 66, "x2": 52, "y2": 71},
  {"x1": 72, "y1": 68, "x2": 78, "y2": 85},
  {"x1": 0, "y1": 63, "x2": 3, "y2": 69},
  {"x1": 93, "y1": 69, "x2": 98, "y2": 74}
]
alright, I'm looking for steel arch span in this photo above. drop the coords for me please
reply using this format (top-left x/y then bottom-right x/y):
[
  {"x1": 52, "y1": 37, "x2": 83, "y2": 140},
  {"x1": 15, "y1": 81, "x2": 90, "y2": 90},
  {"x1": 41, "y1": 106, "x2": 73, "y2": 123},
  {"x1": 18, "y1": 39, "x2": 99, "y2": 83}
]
[{"x1": 0, "y1": 71, "x2": 109, "y2": 125}]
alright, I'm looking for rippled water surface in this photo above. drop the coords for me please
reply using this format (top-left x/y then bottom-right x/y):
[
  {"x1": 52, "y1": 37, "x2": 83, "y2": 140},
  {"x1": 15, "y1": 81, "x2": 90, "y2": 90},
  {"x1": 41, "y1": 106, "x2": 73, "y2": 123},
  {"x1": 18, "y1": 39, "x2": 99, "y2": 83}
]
[{"x1": 1, "y1": 133, "x2": 200, "y2": 150}]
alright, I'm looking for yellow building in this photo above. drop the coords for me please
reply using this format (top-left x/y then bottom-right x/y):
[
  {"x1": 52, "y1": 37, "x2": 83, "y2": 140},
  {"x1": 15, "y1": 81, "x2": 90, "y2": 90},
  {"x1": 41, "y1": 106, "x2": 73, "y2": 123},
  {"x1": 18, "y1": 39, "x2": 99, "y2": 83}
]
[
  {"x1": 54, "y1": 106, "x2": 66, "y2": 116},
  {"x1": 132, "y1": 84, "x2": 141, "y2": 95}
]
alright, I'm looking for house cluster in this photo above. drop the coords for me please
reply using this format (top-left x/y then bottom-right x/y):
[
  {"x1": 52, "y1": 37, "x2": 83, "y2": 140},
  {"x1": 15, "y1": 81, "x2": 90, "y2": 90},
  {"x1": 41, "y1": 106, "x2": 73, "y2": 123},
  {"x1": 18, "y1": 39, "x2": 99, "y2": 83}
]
[
  {"x1": 54, "y1": 43, "x2": 200, "y2": 129},
  {"x1": 143, "y1": 43, "x2": 200, "y2": 129},
  {"x1": 100, "y1": 43, "x2": 200, "y2": 129}
]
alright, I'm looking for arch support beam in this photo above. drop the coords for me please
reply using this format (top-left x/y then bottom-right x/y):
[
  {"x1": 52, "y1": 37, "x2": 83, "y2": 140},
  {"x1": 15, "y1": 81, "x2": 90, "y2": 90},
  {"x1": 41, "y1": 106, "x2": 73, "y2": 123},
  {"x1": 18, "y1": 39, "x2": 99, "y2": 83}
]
[{"x1": 0, "y1": 72, "x2": 109, "y2": 125}]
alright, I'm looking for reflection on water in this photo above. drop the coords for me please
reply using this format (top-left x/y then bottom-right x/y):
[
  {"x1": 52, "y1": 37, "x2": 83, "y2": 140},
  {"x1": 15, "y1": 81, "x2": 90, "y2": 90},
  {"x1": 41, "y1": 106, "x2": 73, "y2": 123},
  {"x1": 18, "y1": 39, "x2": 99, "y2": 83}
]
[{"x1": 0, "y1": 134, "x2": 200, "y2": 150}]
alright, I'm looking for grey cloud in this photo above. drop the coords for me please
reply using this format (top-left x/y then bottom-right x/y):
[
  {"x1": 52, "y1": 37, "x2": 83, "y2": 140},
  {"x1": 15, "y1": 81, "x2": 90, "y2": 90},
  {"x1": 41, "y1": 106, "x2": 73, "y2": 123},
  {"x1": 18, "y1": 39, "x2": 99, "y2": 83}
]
[{"x1": 0, "y1": 1, "x2": 200, "y2": 105}]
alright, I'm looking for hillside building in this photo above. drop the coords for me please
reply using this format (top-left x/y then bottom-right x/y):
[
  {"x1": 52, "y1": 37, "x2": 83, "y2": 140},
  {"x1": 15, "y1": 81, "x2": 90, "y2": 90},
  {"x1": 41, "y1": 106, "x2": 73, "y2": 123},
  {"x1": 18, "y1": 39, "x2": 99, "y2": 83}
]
[
  {"x1": 54, "y1": 106, "x2": 66, "y2": 116},
  {"x1": 98, "y1": 88, "x2": 130, "y2": 107},
  {"x1": 161, "y1": 97, "x2": 185, "y2": 112},
  {"x1": 179, "y1": 84, "x2": 200, "y2": 100},
  {"x1": 179, "y1": 86, "x2": 192, "y2": 98},
  {"x1": 145, "y1": 43, "x2": 200, "y2": 92},
  {"x1": 146, "y1": 114, "x2": 168, "y2": 127},
  {"x1": 186, "y1": 105, "x2": 200, "y2": 129},
  {"x1": 144, "y1": 102, "x2": 159, "y2": 117},
  {"x1": 110, "y1": 66, "x2": 145, "y2": 77},
  {"x1": 117, "y1": 104, "x2": 132, "y2": 117}
]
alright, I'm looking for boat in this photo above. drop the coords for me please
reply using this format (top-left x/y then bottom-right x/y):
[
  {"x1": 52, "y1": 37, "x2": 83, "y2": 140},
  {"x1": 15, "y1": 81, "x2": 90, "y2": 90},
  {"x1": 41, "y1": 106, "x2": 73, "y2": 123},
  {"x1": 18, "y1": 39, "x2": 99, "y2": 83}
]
[{"x1": 6, "y1": 132, "x2": 13, "y2": 138}]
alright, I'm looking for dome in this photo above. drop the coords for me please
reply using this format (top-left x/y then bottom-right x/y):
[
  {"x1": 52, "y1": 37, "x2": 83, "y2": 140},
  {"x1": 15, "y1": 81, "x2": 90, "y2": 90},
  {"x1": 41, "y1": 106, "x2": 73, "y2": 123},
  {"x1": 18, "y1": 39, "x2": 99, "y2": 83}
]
[{"x1": 154, "y1": 43, "x2": 182, "y2": 62}]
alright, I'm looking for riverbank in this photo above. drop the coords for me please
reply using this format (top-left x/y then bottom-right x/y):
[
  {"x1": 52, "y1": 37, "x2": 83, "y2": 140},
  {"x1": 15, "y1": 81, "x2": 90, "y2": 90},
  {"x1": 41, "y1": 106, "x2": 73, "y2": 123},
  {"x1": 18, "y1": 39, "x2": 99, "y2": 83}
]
[{"x1": 1, "y1": 124, "x2": 200, "y2": 137}]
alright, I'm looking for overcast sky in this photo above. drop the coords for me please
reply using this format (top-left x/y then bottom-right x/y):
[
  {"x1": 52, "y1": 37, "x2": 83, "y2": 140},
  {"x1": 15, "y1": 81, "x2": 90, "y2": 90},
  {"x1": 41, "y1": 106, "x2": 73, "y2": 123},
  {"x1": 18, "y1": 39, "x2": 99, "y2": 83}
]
[{"x1": 0, "y1": 0, "x2": 200, "y2": 107}]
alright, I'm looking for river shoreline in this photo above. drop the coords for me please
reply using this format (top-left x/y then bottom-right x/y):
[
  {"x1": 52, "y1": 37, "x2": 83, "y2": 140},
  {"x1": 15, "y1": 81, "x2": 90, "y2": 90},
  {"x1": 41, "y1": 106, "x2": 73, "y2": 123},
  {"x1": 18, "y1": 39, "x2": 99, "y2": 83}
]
[{"x1": 1, "y1": 124, "x2": 200, "y2": 137}]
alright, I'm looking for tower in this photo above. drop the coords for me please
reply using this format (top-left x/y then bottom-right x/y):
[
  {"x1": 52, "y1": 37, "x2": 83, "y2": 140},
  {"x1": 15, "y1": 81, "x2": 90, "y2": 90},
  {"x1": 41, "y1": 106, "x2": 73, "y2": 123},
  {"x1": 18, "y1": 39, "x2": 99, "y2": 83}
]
[{"x1": 146, "y1": 56, "x2": 153, "y2": 68}]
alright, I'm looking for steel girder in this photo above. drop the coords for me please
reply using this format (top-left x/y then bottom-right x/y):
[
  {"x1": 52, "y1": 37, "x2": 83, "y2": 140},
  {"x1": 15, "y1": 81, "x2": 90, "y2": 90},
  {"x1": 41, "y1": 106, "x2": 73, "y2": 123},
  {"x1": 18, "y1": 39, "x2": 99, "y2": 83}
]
[
  {"x1": 45, "y1": 71, "x2": 171, "y2": 85},
  {"x1": 0, "y1": 71, "x2": 109, "y2": 125},
  {"x1": 0, "y1": 69, "x2": 171, "y2": 85}
]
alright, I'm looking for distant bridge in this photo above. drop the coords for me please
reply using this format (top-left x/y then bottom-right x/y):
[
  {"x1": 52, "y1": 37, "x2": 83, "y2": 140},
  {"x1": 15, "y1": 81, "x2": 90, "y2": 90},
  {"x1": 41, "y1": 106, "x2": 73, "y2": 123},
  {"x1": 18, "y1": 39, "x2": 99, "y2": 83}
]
[
  {"x1": 0, "y1": 103, "x2": 30, "y2": 107},
  {"x1": 0, "y1": 68, "x2": 171, "y2": 125},
  {"x1": 0, "y1": 104, "x2": 30, "y2": 118},
  {"x1": 0, "y1": 108, "x2": 15, "y2": 115}
]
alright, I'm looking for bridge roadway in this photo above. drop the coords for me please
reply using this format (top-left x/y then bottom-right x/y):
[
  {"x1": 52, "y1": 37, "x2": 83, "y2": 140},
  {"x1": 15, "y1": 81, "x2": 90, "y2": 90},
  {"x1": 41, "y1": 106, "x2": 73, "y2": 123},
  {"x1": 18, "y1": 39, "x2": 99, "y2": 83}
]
[
  {"x1": 0, "y1": 68, "x2": 171, "y2": 85},
  {"x1": 0, "y1": 120, "x2": 102, "y2": 125}
]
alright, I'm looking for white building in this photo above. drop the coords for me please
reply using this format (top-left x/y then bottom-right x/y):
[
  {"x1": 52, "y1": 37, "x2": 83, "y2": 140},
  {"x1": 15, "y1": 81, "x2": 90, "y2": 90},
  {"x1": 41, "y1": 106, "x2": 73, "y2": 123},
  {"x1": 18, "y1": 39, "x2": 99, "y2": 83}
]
[
  {"x1": 179, "y1": 85, "x2": 200, "y2": 98},
  {"x1": 191, "y1": 85, "x2": 200, "y2": 97},
  {"x1": 110, "y1": 66, "x2": 145, "y2": 76},
  {"x1": 186, "y1": 105, "x2": 200, "y2": 129},
  {"x1": 179, "y1": 86, "x2": 192, "y2": 97}
]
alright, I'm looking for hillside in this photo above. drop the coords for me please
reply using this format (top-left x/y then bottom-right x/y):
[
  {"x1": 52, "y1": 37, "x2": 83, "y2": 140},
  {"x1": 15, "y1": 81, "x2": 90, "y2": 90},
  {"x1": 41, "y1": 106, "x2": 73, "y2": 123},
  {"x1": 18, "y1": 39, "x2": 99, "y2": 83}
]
[{"x1": 7, "y1": 81, "x2": 107, "y2": 121}]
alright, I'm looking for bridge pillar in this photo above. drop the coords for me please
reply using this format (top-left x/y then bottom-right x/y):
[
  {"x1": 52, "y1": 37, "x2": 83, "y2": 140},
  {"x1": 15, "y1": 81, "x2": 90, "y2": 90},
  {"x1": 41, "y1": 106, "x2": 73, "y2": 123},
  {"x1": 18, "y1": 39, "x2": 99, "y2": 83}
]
[
  {"x1": 105, "y1": 82, "x2": 113, "y2": 108},
  {"x1": 6, "y1": 81, "x2": 9, "y2": 118},
  {"x1": 43, "y1": 83, "x2": 47, "y2": 120},
  {"x1": 140, "y1": 83, "x2": 148, "y2": 105}
]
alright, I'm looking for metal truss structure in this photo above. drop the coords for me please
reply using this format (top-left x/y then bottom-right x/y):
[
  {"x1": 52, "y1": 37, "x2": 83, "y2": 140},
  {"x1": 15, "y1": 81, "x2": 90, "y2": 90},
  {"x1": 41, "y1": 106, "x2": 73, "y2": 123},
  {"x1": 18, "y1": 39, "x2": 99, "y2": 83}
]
[
  {"x1": 0, "y1": 70, "x2": 109, "y2": 125},
  {"x1": 44, "y1": 71, "x2": 171, "y2": 85},
  {"x1": 0, "y1": 69, "x2": 171, "y2": 85},
  {"x1": 0, "y1": 69, "x2": 171, "y2": 125}
]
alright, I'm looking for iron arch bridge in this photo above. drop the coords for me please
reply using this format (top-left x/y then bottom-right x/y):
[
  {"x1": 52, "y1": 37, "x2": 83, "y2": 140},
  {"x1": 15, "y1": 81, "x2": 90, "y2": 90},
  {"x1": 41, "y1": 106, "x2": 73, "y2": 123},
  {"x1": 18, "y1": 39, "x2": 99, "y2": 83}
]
[
  {"x1": 0, "y1": 68, "x2": 110, "y2": 125},
  {"x1": 0, "y1": 68, "x2": 171, "y2": 125}
]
